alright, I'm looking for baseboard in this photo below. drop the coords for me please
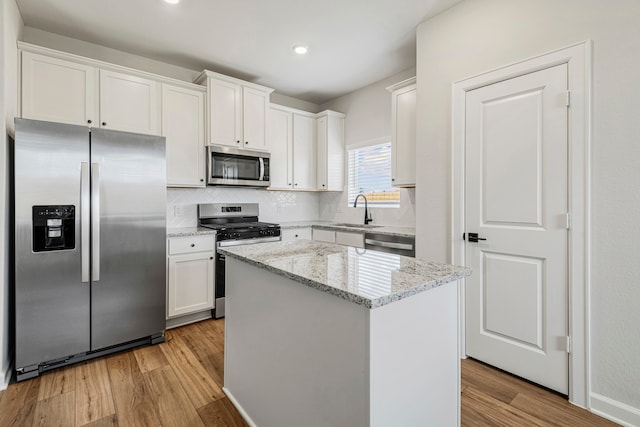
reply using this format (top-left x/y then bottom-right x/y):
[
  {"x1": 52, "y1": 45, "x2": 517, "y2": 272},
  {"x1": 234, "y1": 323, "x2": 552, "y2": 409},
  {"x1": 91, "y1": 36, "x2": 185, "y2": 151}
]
[
  {"x1": 165, "y1": 310, "x2": 212, "y2": 329},
  {"x1": 591, "y1": 393, "x2": 640, "y2": 427},
  {"x1": 223, "y1": 386, "x2": 258, "y2": 427}
]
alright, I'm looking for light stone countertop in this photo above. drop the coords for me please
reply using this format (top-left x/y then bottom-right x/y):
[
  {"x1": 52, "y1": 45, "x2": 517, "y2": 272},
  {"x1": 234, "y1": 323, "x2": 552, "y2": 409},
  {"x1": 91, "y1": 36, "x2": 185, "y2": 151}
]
[
  {"x1": 219, "y1": 239, "x2": 470, "y2": 309},
  {"x1": 167, "y1": 227, "x2": 217, "y2": 238},
  {"x1": 280, "y1": 221, "x2": 416, "y2": 238}
]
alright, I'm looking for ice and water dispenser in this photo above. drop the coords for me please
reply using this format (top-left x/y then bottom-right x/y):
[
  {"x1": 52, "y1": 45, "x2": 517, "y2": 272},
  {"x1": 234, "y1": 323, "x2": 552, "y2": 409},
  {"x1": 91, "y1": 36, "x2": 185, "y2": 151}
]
[{"x1": 32, "y1": 205, "x2": 75, "y2": 252}]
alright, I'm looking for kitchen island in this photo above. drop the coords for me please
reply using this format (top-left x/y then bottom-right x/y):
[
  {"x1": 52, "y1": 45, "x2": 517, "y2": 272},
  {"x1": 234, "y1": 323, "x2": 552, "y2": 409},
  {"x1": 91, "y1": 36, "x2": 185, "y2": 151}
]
[{"x1": 218, "y1": 240, "x2": 471, "y2": 427}]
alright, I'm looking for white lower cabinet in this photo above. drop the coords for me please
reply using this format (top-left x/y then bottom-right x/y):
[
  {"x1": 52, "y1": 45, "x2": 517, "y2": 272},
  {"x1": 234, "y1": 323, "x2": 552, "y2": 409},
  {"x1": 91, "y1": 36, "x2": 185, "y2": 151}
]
[
  {"x1": 281, "y1": 227, "x2": 312, "y2": 241},
  {"x1": 167, "y1": 235, "x2": 215, "y2": 318},
  {"x1": 335, "y1": 231, "x2": 365, "y2": 249},
  {"x1": 312, "y1": 228, "x2": 336, "y2": 243},
  {"x1": 312, "y1": 228, "x2": 365, "y2": 248}
]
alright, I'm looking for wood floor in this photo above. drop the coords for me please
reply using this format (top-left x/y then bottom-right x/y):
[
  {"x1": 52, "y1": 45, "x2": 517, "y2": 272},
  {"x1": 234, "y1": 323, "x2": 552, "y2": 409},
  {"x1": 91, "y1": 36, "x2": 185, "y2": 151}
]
[{"x1": 0, "y1": 318, "x2": 619, "y2": 426}]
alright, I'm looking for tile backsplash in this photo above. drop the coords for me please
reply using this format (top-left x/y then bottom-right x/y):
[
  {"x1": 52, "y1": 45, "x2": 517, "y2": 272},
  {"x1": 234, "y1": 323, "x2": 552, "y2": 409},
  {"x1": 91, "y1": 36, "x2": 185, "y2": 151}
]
[{"x1": 167, "y1": 187, "x2": 321, "y2": 228}]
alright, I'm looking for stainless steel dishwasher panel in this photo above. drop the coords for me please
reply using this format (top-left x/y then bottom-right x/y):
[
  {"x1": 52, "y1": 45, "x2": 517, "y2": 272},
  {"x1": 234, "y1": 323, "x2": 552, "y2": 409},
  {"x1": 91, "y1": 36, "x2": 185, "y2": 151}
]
[{"x1": 364, "y1": 232, "x2": 415, "y2": 257}]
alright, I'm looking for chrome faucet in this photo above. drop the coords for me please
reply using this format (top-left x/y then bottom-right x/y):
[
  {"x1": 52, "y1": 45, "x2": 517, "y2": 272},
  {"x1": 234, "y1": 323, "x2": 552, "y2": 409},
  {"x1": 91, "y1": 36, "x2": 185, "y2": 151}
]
[{"x1": 353, "y1": 193, "x2": 373, "y2": 225}]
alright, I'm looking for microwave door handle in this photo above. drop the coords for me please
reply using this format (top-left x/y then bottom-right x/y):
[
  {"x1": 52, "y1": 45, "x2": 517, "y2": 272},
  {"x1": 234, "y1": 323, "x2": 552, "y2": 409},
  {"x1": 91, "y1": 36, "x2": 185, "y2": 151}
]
[{"x1": 259, "y1": 158, "x2": 265, "y2": 181}]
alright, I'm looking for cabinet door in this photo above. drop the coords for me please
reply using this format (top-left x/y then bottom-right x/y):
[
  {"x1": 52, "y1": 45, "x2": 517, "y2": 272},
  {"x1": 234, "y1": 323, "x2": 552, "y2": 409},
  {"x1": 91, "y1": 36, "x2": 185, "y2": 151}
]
[
  {"x1": 21, "y1": 51, "x2": 97, "y2": 126},
  {"x1": 209, "y1": 79, "x2": 242, "y2": 147},
  {"x1": 392, "y1": 86, "x2": 416, "y2": 187},
  {"x1": 162, "y1": 84, "x2": 205, "y2": 187},
  {"x1": 316, "y1": 113, "x2": 345, "y2": 191},
  {"x1": 242, "y1": 87, "x2": 269, "y2": 150},
  {"x1": 312, "y1": 228, "x2": 335, "y2": 243},
  {"x1": 292, "y1": 114, "x2": 316, "y2": 190},
  {"x1": 335, "y1": 231, "x2": 364, "y2": 248},
  {"x1": 281, "y1": 227, "x2": 312, "y2": 241},
  {"x1": 316, "y1": 116, "x2": 328, "y2": 190},
  {"x1": 267, "y1": 108, "x2": 293, "y2": 189},
  {"x1": 167, "y1": 252, "x2": 215, "y2": 318},
  {"x1": 100, "y1": 70, "x2": 160, "y2": 135}
]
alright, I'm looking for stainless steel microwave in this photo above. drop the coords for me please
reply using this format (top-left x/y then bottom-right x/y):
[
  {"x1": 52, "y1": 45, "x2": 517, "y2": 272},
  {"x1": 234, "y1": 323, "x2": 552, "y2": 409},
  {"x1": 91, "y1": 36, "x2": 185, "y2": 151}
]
[{"x1": 207, "y1": 145, "x2": 270, "y2": 187}]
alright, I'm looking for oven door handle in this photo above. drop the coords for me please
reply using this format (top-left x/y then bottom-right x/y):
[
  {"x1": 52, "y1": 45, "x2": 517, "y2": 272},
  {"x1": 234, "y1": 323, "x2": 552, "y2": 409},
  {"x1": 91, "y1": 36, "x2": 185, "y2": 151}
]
[{"x1": 217, "y1": 236, "x2": 281, "y2": 248}]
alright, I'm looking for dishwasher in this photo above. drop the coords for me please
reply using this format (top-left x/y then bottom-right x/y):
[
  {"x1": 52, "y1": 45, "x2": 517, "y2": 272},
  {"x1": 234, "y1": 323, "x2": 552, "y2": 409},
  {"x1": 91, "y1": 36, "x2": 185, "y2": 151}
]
[{"x1": 364, "y1": 232, "x2": 415, "y2": 257}]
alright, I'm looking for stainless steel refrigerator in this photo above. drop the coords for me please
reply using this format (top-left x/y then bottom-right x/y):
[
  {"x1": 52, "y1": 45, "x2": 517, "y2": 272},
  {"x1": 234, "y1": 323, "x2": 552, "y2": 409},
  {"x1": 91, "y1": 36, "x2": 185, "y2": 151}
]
[{"x1": 14, "y1": 118, "x2": 167, "y2": 381}]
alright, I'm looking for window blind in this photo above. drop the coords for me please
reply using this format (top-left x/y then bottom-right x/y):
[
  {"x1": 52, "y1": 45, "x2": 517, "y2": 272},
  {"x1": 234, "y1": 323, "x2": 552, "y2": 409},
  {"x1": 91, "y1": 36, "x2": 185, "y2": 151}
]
[{"x1": 347, "y1": 142, "x2": 400, "y2": 207}]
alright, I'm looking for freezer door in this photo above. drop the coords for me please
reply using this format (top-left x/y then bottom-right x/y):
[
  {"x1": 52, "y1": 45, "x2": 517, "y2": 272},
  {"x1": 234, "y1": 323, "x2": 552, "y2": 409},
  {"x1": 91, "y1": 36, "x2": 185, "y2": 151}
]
[
  {"x1": 14, "y1": 118, "x2": 91, "y2": 369},
  {"x1": 89, "y1": 128, "x2": 166, "y2": 350}
]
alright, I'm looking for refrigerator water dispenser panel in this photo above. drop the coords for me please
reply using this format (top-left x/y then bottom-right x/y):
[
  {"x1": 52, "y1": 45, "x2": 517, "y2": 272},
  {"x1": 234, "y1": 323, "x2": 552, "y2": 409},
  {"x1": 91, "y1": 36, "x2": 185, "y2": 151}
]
[{"x1": 32, "y1": 205, "x2": 75, "y2": 252}]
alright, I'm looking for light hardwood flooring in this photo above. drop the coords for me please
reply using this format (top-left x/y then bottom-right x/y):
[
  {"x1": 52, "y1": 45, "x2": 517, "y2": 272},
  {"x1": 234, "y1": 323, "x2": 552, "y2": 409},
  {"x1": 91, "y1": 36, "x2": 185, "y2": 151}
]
[{"x1": 0, "y1": 318, "x2": 619, "y2": 426}]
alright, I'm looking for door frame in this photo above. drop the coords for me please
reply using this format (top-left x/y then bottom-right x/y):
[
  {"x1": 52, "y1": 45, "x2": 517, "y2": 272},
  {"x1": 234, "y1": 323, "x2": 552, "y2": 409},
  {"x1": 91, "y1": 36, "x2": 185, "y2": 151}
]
[{"x1": 451, "y1": 41, "x2": 592, "y2": 408}]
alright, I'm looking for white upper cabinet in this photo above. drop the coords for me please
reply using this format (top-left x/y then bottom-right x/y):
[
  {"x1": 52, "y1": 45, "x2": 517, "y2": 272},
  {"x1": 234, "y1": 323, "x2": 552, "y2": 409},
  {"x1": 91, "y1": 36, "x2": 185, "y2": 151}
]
[
  {"x1": 267, "y1": 107, "x2": 293, "y2": 189},
  {"x1": 21, "y1": 51, "x2": 98, "y2": 126},
  {"x1": 19, "y1": 43, "x2": 209, "y2": 188},
  {"x1": 208, "y1": 78, "x2": 242, "y2": 147},
  {"x1": 242, "y1": 87, "x2": 269, "y2": 150},
  {"x1": 268, "y1": 105, "x2": 345, "y2": 192},
  {"x1": 292, "y1": 113, "x2": 316, "y2": 190},
  {"x1": 387, "y1": 77, "x2": 416, "y2": 187},
  {"x1": 162, "y1": 84, "x2": 206, "y2": 187},
  {"x1": 99, "y1": 70, "x2": 160, "y2": 135},
  {"x1": 195, "y1": 70, "x2": 273, "y2": 151},
  {"x1": 316, "y1": 110, "x2": 345, "y2": 191}
]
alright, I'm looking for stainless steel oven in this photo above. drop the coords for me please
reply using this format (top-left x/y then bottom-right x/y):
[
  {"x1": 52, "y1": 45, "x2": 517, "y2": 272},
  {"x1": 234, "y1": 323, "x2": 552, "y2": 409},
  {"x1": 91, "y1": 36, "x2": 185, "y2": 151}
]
[
  {"x1": 207, "y1": 145, "x2": 270, "y2": 187},
  {"x1": 198, "y1": 203, "x2": 280, "y2": 318}
]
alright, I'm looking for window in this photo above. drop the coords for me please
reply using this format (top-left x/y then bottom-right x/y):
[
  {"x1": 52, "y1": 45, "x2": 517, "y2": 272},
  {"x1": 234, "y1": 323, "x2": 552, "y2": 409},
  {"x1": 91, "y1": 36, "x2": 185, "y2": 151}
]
[{"x1": 347, "y1": 142, "x2": 400, "y2": 208}]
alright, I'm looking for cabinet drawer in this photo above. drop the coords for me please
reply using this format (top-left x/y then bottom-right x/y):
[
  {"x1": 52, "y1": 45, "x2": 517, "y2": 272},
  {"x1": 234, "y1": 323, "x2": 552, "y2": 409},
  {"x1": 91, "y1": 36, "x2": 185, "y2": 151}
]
[{"x1": 169, "y1": 235, "x2": 215, "y2": 255}]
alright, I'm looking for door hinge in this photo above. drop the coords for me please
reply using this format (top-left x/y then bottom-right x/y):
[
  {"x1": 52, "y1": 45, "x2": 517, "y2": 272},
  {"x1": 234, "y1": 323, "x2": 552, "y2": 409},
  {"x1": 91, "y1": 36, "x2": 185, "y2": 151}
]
[
  {"x1": 566, "y1": 336, "x2": 572, "y2": 354},
  {"x1": 566, "y1": 90, "x2": 571, "y2": 108},
  {"x1": 565, "y1": 213, "x2": 571, "y2": 230}
]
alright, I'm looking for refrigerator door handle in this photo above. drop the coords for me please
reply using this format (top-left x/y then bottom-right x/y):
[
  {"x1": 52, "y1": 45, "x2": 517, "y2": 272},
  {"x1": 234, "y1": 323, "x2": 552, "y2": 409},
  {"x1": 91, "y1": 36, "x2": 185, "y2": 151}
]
[
  {"x1": 81, "y1": 162, "x2": 90, "y2": 283},
  {"x1": 91, "y1": 163, "x2": 100, "y2": 282}
]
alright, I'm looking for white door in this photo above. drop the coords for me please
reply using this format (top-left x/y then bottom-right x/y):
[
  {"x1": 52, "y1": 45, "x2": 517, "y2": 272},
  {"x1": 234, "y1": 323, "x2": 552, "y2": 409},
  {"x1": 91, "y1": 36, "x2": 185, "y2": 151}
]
[
  {"x1": 464, "y1": 64, "x2": 569, "y2": 394},
  {"x1": 292, "y1": 113, "x2": 316, "y2": 190},
  {"x1": 267, "y1": 107, "x2": 293, "y2": 189},
  {"x1": 162, "y1": 84, "x2": 205, "y2": 187},
  {"x1": 99, "y1": 70, "x2": 160, "y2": 134},
  {"x1": 242, "y1": 87, "x2": 269, "y2": 150},
  {"x1": 21, "y1": 51, "x2": 97, "y2": 126},
  {"x1": 208, "y1": 79, "x2": 242, "y2": 147}
]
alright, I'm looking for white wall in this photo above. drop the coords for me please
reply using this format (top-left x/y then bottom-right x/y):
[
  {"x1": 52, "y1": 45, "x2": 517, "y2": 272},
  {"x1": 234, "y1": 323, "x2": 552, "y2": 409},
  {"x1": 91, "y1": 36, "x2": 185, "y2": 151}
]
[
  {"x1": 1, "y1": 0, "x2": 23, "y2": 389},
  {"x1": 416, "y1": 0, "x2": 640, "y2": 421},
  {"x1": 319, "y1": 68, "x2": 417, "y2": 227}
]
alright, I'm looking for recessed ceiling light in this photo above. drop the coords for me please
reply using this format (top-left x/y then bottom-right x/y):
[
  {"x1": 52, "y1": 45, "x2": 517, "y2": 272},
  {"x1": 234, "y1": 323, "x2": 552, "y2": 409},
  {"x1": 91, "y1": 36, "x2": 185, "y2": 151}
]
[
  {"x1": 164, "y1": 0, "x2": 179, "y2": 4},
  {"x1": 293, "y1": 45, "x2": 308, "y2": 55}
]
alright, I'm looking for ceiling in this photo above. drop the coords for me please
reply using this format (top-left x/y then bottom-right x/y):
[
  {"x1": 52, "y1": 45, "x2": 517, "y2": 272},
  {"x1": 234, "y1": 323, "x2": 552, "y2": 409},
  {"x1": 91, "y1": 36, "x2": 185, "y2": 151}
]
[{"x1": 15, "y1": 0, "x2": 462, "y2": 104}]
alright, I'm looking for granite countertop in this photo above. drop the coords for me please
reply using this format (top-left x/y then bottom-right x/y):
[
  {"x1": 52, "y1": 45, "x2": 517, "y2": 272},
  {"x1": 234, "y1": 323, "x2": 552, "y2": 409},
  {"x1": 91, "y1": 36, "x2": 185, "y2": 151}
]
[
  {"x1": 280, "y1": 221, "x2": 416, "y2": 238},
  {"x1": 167, "y1": 227, "x2": 217, "y2": 238},
  {"x1": 219, "y1": 240, "x2": 470, "y2": 309}
]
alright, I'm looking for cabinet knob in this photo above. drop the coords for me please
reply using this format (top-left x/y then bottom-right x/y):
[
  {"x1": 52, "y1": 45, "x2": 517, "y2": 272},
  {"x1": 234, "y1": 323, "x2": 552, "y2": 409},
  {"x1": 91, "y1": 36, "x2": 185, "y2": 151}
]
[
  {"x1": 102, "y1": 122, "x2": 107, "y2": 126},
  {"x1": 210, "y1": 257, "x2": 213, "y2": 260},
  {"x1": 190, "y1": 243, "x2": 195, "y2": 247},
  {"x1": 288, "y1": 183, "x2": 292, "y2": 186},
  {"x1": 322, "y1": 184, "x2": 325, "y2": 187},
  {"x1": 87, "y1": 119, "x2": 92, "y2": 124},
  {"x1": 236, "y1": 140, "x2": 240, "y2": 144},
  {"x1": 295, "y1": 234, "x2": 299, "y2": 238},
  {"x1": 245, "y1": 141, "x2": 249, "y2": 145},
  {"x1": 392, "y1": 178, "x2": 395, "y2": 182},
  {"x1": 200, "y1": 179, "x2": 204, "y2": 182},
  {"x1": 295, "y1": 183, "x2": 298, "y2": 186}
]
